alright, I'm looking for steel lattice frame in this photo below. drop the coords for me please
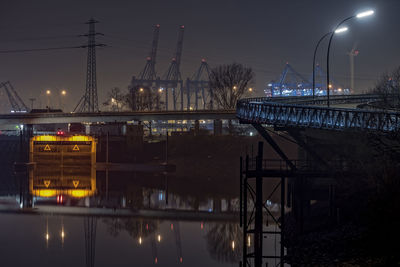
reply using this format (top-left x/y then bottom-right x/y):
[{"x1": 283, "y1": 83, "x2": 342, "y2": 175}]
[{"x1": 237, "y1": 95, "x2": 400, "y2": 133}]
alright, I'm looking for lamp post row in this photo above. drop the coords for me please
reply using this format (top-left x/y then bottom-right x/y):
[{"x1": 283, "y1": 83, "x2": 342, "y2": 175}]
[{"x1": 312, "y1": 10, "x2": 374, "y2": 107}]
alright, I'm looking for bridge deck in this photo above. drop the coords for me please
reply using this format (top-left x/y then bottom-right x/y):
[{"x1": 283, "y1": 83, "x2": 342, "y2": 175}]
[{"x1": 0, "y1": 110, "x2": 236, "y2": 125}]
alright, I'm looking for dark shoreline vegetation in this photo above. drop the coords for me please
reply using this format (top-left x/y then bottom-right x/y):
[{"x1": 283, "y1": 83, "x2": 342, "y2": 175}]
[{"x1": 284, "y1": 160, "x2": 400, "y2": 266}]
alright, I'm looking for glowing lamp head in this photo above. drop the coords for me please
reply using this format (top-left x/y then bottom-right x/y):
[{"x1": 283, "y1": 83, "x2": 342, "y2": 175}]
[
  {"x1": 61, "y1": 90, "x2": 66, "y2": 95},
  {"x1": 46, "y1": 90, "x2": 51, "y2": 95},
  {"x1": 356, "y1": 10, "x2": 374, "y2": 18},
  {"x1": 335, "y1": 27, "x2": 348, "y2": 34},
  {"x1": 139, "y1": 88, "x2": 144, "y2": 92}
]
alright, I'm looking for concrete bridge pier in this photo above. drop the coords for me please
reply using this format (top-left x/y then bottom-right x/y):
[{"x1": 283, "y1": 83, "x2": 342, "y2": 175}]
[
  {"x1": 16, "y1": 124, "x2": 33, "y2": 208},
  {"x1": 213, "y1": 119, "x2": 222, "y2": 135},
  {"x1": 194, "y1": 120, "x2": 200, "y2": 135}
]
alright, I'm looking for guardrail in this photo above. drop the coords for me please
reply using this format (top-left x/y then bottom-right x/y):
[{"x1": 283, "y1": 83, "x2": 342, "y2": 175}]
[{"x1": 237, "y1": 95, "x2": 400, "y2": 133}]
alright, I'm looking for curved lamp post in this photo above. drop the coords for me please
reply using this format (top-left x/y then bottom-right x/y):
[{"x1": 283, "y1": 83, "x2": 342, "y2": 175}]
[
  {"x1": 312, "y1": 30, "x2": 347, "y2": 100},
  {"x1": 326, "y1": 10, "x2": 374, "y2": 107}
]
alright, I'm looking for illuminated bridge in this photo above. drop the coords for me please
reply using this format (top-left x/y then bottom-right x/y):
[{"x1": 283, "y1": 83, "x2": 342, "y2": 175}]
[
  {"x1": 0, "y1": 110, "x2": 236, "y2": 125},
  {"x1": 236, "y1": 94, "x2": 400, "y2": 133}
]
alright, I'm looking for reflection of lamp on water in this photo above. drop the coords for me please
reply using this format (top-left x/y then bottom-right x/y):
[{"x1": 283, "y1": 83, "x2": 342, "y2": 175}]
[
  {"x1": 231, "y1": 240, "x2": 235, "y2": 251},
  {"x1": 45, "y1": 216, "x2": 50, "y2": 249},
  {"x1": 60, "y1": 216, "x2": 65, "y2": 247},
  {"x1": 157, "y1": 234, "x2": 161, "y2": 242},
  {"x1": 247, "y1": 235, "x2": 251, "y2": 247},
  {"x1": 138, "y1": 220, "x2": 143, "y2": 245}
]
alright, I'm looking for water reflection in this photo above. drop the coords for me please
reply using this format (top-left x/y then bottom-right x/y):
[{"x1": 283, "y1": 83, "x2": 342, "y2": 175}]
[
  {"x1": 205, "y1": 223, "x2": 242, "y2": 263},
  {"x1": 0, "y1": 134, "x2": 246, "y2": 266}
]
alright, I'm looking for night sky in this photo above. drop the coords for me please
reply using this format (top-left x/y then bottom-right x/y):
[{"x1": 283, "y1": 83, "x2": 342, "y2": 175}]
[{"x1": 0, "y1": 0, "x2": 399, "y2": 111}]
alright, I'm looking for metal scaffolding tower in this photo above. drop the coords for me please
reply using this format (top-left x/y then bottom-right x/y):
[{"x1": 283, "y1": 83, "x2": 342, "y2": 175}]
[
  {"x1": 240, "y1": 142, "x2": 286, "y2": 267},
  {"x1": 0, "y1": 81, "x2": 29, "y2": 112},
  {"x1": 161, "y1": 25, "x2": 185, "y2": 111},
  {"x1": 76, "y1": 18, "x2": 105, "y2": 113},
  {"x1": 186, "y1": 59, "x2": 213, "y2": 110}
]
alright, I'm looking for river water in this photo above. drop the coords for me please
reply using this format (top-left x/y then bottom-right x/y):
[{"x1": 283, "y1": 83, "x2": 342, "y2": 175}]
[{"x1": 0, "y1": 132, "x2": 293, "y2": 267}]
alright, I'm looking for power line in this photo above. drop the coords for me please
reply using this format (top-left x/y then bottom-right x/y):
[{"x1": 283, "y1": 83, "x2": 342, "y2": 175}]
[
  {"x1": 0, "y1": 46, "x2": 82, "y2": 53},
  {"x1": 0, "y1": 35, "x2": 79, "y2": 43}
]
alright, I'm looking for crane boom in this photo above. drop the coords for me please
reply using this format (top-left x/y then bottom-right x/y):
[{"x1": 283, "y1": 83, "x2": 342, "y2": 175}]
[
  {"x1": 174, "y1": 25, "x2": 185, "y2": 68},
  {"x1": 0, "y1": 81, "x2": 29, "y2": 112},
  {"x1": 139, "y1": 24, "x2": 160, "y2": 80},
  {"x1": 7, "y1": 81, "x2": 29, "y2": 111},
  {"x1": 150, "y1": 24, "x2": 160, "y2": 70}
]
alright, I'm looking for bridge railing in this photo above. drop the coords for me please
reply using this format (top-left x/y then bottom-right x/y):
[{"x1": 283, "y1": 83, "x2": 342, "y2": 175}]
[
  {"x1": 241, "y1": 94, "x2": 381, "y2": 105},
  {"x1": 237, "y1": 95, "x2": 400, "y2": 133}
]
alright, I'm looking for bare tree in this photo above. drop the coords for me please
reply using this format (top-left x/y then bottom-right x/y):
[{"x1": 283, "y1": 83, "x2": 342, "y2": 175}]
[
  {"x1": 127, "y1": 86, "x2": 163, "y2": 111},
  {"x1": 372, "y1": 66, "x2": 400, "y2": 109},
  {"x1": 103, "y1": 87, "x2": 126, "y2": 111},
  {"x1": 209, "y1": 63, "x2": 254, "y2": 109},
  {"x1": 205, "y1": 223, "x2": 242, "y2": 263}
]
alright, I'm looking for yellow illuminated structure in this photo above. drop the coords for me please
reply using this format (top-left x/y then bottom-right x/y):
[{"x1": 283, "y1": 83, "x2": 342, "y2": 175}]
[{"x1": 29, "y1": 135, "x2": 97, "y2": 198}]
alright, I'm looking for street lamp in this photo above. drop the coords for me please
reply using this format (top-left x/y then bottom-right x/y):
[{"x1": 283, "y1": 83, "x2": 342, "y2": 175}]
[
  {"x1": 312, "y1": 28, "x2": 347, "y2": 100},
  {"x1": 60, "y1": 90, "x2": 67, "y2": 111},
  {"x1": 45, "y1": 89, "x2": 51, "y2": 108},
  {"x1": 326, "y1": 10, "x2": 374, "y2": 107}
]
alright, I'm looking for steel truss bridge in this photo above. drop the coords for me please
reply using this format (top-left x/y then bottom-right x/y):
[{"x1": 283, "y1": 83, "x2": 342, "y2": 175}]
[{"x1": 236, "y1": 94, "x2": 400, "y2": 133}]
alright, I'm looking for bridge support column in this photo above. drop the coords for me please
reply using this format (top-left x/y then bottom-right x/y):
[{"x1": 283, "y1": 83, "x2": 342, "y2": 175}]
[
  {"x1": 213, "y1": 119, "x2": 222, "y2": 136},
  {"x1": 16, "y1": 124, "x2": 33, "y2": 208},
  {"x1": 194, "y1": 120, "x2": 200, "y2": 135},
  {"x1": 213, "y1": 197, "x2": 221, "y2": 213}
]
